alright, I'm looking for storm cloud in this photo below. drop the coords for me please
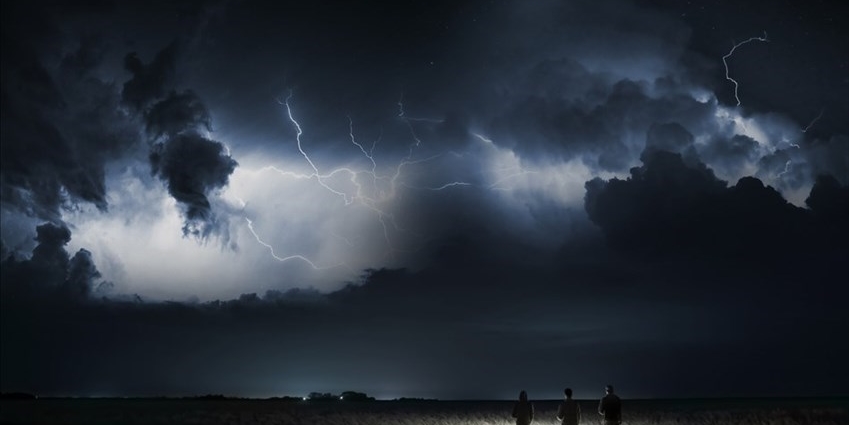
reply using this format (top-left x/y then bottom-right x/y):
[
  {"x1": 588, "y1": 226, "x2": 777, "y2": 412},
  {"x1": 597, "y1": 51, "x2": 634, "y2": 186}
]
[
  {"x1": 149, "y1": 132, "x2": 237, "y2": 239},
  {"x1": 584, "y1": 148, "x2": 848, "y2": 261},
  {"x1": 1, "y1": 12, "x2": 140, "y2": 222},
  {"x1": 121, "y1": 42, "x2": 178, "y2": 111},
  {"x1": 121, "y1": 44, "x2": 238, "y2": 240},
  {"x1": 2, "y1": 222, "x2": 106, "y2": 300},
  {"x1": 1, "y1": 0, "x2": 847, "y2": 401}
]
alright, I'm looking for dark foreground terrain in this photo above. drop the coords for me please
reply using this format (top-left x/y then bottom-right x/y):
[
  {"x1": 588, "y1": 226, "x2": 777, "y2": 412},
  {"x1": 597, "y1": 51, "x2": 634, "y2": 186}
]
[{"x1": 1, "y1": 397, "x2": 847, "y2": 424}]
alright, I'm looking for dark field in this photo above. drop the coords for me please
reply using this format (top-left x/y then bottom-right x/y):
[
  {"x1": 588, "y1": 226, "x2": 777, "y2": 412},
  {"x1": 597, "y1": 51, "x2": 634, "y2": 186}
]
[{"x1": 1, "y1": 398, "x2": 847, "y2": 424}]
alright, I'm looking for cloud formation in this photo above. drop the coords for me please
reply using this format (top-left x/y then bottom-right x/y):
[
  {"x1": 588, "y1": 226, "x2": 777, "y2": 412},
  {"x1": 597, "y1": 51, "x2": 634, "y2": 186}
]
[
  {"x1": 145, "y1": 90, "x2": 212, "y2": 139},
  {"x1": 121, "y1": 42, "x2": 178, "y2": 110},
  {"x1": 150, "y1": 132, "x2": 237, "y2": 238},
  {"x1": 585, "y1": 148, "x2": 848, "y2": 261},
  {"x1": 121, "y1": 44, "x2": 239, "y2": 240},
  {"x1": 2, "y1": 222, "x2": 106, "y2": 300},
  {"x1": 1, "y1": 14, "x2": 140, "y2": 222},
  {"x1": 1, "y1": 0, "x2": 847, "y2": 401}
]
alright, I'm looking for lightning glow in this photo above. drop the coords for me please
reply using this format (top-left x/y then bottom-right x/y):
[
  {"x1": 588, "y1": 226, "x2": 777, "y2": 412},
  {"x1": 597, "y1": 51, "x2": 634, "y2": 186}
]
[
  {"x1": 233, "y1": 93, "x2": 455, "y2": 267},
  {"x1": 229, "y1": 48, "x2": 823, "y2": 283},
  {"x1": 774, "y1": 109, "x2": 822, "y2": 181},
  {"x1": 229, "y1": 91, "x2": 614, "y2": 272}
]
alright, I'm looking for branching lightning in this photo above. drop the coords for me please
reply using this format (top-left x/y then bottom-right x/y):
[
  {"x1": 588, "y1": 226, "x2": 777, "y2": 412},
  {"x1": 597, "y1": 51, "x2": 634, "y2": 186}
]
[
  {"x1": 244, "y1": 217, "x2": 346, "y2": 270},
  {"x1": 472, "y1": 132, "x2": 539, "y2": 190},
  {"x1": 776, "y1": 108, "x2": 825, "y2": 179},
  {"x1": 424, "y1": 182, "x2": 473, "y2": 191},
  {"x1": 723, "y1": 31, "x2": 768, "y2": 107},
  {"x1": 238, "y1": 92, "x2": 473, "y2": 267},
  {"x1": 232, "y1": 192, "x2": 348, "y2": 270},
  {"x1": 235, "y1": 92, "x2": 567, "y2": 270},
  {"x1": 278, "y1": 93, "x2": 356, "y2": 205}
]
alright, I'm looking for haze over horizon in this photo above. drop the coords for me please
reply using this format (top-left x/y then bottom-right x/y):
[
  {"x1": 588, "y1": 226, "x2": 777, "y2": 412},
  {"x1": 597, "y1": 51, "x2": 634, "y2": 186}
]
[{"x1": 2, "y1": 0, "x2": 847, "y2": 401}]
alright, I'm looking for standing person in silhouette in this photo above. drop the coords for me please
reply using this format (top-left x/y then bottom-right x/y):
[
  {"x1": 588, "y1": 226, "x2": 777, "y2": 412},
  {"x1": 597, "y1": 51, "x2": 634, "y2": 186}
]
[
  {"x1": 556, "y1": 387, "x2": 581, "y2": 425},
  {"x1": 598, "y1": 384, "x2": 621, "y2": 424},
  {"x1": 512, "y1": 390, "x2": 534, "y2": 425}
]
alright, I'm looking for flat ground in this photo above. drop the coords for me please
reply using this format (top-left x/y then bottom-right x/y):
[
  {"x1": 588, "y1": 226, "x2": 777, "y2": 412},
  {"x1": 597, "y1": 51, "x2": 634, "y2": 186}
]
[{"x1": 1, "y1": 398, "x2": 847, "y2": 424}]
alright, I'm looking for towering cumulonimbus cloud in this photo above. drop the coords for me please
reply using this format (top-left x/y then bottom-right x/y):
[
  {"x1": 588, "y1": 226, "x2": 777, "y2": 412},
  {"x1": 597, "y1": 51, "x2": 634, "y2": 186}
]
[
  {"x1": 30, "y1": 222, "x2": 73, "y2": 271},
  {"x1": 1, "y1": 2, "x2": 238, "y2": 302},
  {"x1": 1, "y1": 222, "x2": 105, "y2": 300},
  {"x1": 149, "y1": 132, "x2": 237, "y2": 239},
  {"x1": 121, "y1": 44, "x2": 238, "y2": 240},
  {"x1": 584, "y1": 147, "x2": 848, "y2": 261},
  {"x1": 66, "y1": 248, "x2": 102, "y2": 299}
]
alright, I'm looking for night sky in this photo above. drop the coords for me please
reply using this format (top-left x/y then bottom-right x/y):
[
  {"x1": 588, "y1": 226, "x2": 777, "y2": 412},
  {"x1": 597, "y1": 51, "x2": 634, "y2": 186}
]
[{"x1": 1, "y1": 0, "x2": 848, "y2": 400}]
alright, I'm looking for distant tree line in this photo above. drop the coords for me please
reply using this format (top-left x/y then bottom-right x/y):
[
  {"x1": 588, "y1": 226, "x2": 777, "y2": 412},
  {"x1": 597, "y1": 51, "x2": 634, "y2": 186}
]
[
  {"x1": 0, "y1": 392, "x2": 37, "y2": 400},
  {"x1": 305, "y1": 391, "x2": 374, "y2": 401},
  {"x1": 394, "y1": 397, "x2": 438, "y2": 402},
  {"x1": 0, "y1": 391, "x2": 387, "y2": 402}
]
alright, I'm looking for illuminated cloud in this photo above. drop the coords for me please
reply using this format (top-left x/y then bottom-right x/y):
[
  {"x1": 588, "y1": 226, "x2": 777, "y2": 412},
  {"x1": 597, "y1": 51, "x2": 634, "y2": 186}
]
[{"x1": 1, "y1": 0, "x2": 847, "y2": 400}]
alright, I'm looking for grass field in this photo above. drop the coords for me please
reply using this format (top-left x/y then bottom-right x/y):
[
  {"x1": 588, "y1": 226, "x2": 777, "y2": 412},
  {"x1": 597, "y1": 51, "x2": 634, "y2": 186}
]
[{"x1": 1, "y1": 398, "x2": 847, "y2": 424}]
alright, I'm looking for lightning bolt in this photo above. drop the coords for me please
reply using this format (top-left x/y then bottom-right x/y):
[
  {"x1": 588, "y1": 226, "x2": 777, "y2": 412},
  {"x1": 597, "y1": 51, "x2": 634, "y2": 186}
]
[
  {"x1": 244, "y1": 217, "x2": 346, "y2": 270},
  {"x1": 776, "y1": 160, "x2": 791, "y2": 178},
  {"x1": 801, "y1": 108, "x2": 825, "y2": 134},
  {"x1": 723, "y1": 31, "x2": 768, "y2": 107},
  {"x1": 237, "y1": 93, "x2": 557, "y2": 269},
  {"x1": 233, "y1": 188, "x2": 324, "y2": 265},
  {"x1": 473, "y1": 133, "x2": 494, "y2": 145},
  {"x1": 397, "y1": 93, "x2": 444, "y2": 124},
  {"x1": 776, "y1": 109, "x2": 823, "y2": 180},
  {"x1": 423, "y1": 182, "x2": 473, "y2": 190},
  {"x1": 277, "y1": 93, "x2": 358, "y2": 205},
  {"x1": 472, "y1": 132, "x2": 539, "y2": 191},
  {"x1": 239, "y1": 92, "x2": 467, "y2": 266}
]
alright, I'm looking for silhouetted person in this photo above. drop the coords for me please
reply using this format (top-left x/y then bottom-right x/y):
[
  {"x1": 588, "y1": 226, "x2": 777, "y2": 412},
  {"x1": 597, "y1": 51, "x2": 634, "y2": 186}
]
[
  {"x1": 512, "y1": 390, "x2": 534, "y2": 425},
  {"x1": 598, "y1": 385, "x2": 621, "y2": 424},
  {"x1": 556, "y1": 387, "x2": 581, "y2": 425}
]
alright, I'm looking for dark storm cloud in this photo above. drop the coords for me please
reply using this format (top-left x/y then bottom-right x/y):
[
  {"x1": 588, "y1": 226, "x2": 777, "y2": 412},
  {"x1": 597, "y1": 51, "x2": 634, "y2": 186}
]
[
  {"x1": 699, "y1": 134, "x2": 760, "y2": 170},
  {"x1": 485, "y1": 75, "x2": 717, "y2": 172},
  {"x1": 149, "y1": 133, "x2": 237, "y2": 238},
  {"x1": 1, "y1": 3, "x2": 140, "y2": 222},
  {"x1": 118, "y1": 41, "x2": 238, "y2": 240},
  {"x1": 59, "y1": 34, "x2": 107, "y2": 78},
  {"x1": 121, "y1": 42, "x2": 178, "y2": 110},
  {"x1": 145, "y1": 90, "x2": 212, "y2": 139},
  {"x1": 0, "y1": 254, "x2": 575, "y2": 397},
  {"x1": 685, "y1": 1, "x2": 847, "y2": 137},
  {"x1": 644, "y1": 122, "x2": 696, "y2": 156},
  {"x1": 0, "y1": 264, "x2": 422, "y2": 396},
  {"x1": 3, "y1": 239, "x2": 847, "y2": 398},
  {"x1": 806, "y1": 175, "x2": 849, "y2": 244},
  {"x1": 580, "y1": 148, "x2": 848, "y2": 393},
  {"x1": 66, "y1": 248, "x2": 102, "y2": 299},
  {"x1": 372, "y1": 0, "x2": 692, "y2": 171},
  {"x1": 806, "y1": 135, "x2": 849, "y2": 184},
  {"x1": 2, "y1": 0, "x2": 238, "y2": 263},
  {"x1": 31, "y1": 222, "x2": 72, "y2": 270},
  {"x1": 753, "y1": 134, "x2": 849, "y2": 199},
  {"x1": 1, "y1": 222, "x2": 105, "y2": 300},
  {"x1": 410, "y1": 0, "x2": 848, "y2": 195},
  {"x1": 2, "y1": 0, "x2": 848, "y2": 402},
  {"x1": 584, "y1": 148, "x2": 848, "y2": 261}
]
